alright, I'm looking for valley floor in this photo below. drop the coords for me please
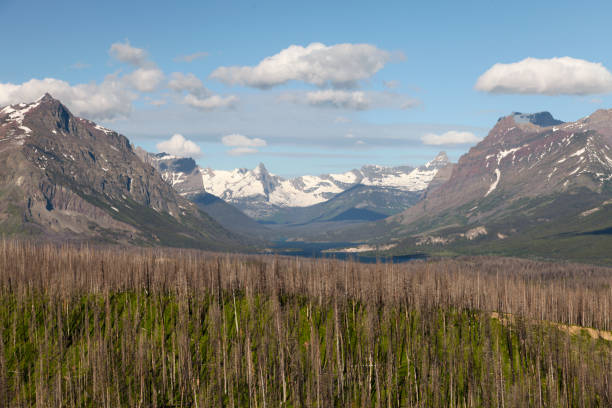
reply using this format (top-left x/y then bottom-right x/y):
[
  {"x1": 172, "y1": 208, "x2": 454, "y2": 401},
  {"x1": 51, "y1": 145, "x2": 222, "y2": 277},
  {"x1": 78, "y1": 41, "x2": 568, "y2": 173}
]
[{"x1": 0, "y1": 241, "x2": 610, "y2": 407}]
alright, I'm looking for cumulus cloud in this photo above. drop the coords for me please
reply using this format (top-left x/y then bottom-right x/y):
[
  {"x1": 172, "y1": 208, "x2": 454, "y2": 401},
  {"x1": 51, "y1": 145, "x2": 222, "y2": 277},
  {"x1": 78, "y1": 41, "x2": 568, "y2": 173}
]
[
  {"x1": 475, "y1": 57, "x2": 612, "y2": 95},
  {"x1": 210, "y1": 42, "x2": 395, "y2": 89},
  {"x1": 156, "y1": 134, "x2": 202, "y2": 158},
  {"x1": 0, "y1": 40, "x2": 168, "y2": 118},
  {"x1": 421, "y1": 131, "x2": 480, "y2": 145},
  {"x1": 168, "y1": 72, "x2": 206, "y2": 95},
  {"x1": 221, "y1": 133, "x2": 266, "y2": 155},
  {"x1": 0, "y1": 77, "x2": 136, "y2": 120},
  {"x1": 306, "y1": 90, "x2": 369, "y2": 110},
  {"x1": 0, "y1": 41, "x2": 190, "y2": 120},
  {"x1": 174, "y1": 51, "x2": 209, "y2": 63},
  {"x1": 169, "y1": 72, "x2": 239, "y2": 110},
  {"x1": 123, "y1": 68, "x2": 165, "y2": 92},
  {"x1": 109, "y1": 40, "x2": 165, "y2": 92},
  {"x1": 221, "y1": 133, "x2": 267, "y2": 147},
  {"x1": 109, "y1": 41, "x2": 149, "y2": 67}
]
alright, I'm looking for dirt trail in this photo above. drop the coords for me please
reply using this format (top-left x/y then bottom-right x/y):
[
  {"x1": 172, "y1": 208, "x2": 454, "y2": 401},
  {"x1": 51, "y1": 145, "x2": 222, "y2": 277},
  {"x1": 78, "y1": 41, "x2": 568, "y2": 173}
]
[{"x1": 490, "y1": 312, "x2": 612, "y2": 342}]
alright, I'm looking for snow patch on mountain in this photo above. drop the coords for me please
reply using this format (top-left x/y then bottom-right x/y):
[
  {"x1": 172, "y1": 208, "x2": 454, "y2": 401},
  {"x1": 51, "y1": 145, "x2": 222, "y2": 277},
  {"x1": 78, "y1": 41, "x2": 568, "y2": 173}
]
[
  {"x1": 570, "y1": 147, "x2": 586, "y2": 158},
  {"x1": 94, "y1": 124, "x2": 114, "y2": 134},
  {"x1": 0, "y1": 100, "x2": 45, "y2": 147},
  {"x1": 485, "y1": 168, "x2": 501, "y2": 197},
  {"x1": 1, "y1": 100, "x2": 42, "y2": 127},
  {"x1": 496, "y1": 147, "x2": 521, "y2": 165}
]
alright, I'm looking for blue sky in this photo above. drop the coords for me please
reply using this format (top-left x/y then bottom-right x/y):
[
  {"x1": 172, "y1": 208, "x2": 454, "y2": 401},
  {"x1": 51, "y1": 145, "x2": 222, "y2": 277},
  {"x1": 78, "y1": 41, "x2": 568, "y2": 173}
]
[{"x1": 2, "y1": 0, "x2": 612, "y2": 176}]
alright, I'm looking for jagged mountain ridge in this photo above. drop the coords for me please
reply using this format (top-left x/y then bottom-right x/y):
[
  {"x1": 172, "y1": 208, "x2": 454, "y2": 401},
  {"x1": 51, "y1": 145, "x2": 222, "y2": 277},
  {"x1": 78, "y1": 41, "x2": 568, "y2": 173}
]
[
  {"x1": 0, "y1": 94, "x2": 243, "y2": 249},
  {"x1": 152, "y1": 152, "x2": 451, "y2": 218}
]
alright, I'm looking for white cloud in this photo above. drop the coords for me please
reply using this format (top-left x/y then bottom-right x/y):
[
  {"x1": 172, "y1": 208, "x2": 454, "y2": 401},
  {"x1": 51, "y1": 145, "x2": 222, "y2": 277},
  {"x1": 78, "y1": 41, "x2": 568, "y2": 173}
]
[
  {"x1": 109, "y1": 40, "x2": 164, "y2": 92},
  {"x1": 184, "y1": 94, "x2": 238, "y2": 110},
  {"x1": 169, "y1": 72, "x2": 239, "y2": 110},
  {"x1": 306, "y1": 90, "x2": 369, "y2": 110},
  {"x1": 221, "y1": 133, "x2": 267, "y2": 147},
  {"x1": 168, "y1": 72, "x2": 205, "y2": 95},
  {"x1": 284, "y1": 90, "x2": 418, "y2": 111},
  {"x1": 475, "y1": 57, "x2": 612, "y2": 95},
  {"x1": 222, "y1": 133, "x2": 266, "y2": 155},
  {"x1": 0, "y1": 42, "x2": 230, "y2": 120},
  {"x1": 0, "y1": 77, "x2": 136, "y2": 120},
  {"x1": 109, "y1": 41, "x2": 149, "y2": 67},
  {"x1": 344, "y1": 133, "x2": 355, "y2": 138},
  {"x1": 421, "y1": 131, "x2": 480, "y2": 145},
  {"x1": 156, "y1": 134, "x2": 202, "y2": 158},
  {"x1": 0, "y1": 40, "x2": 168, "y2": 118},
  {"x1": 210, "y1": 42, "x2": 395, "y2": 88},
  {"x1": 123, "y1": 68, "x2": 164, "y2": 92},
  {"x1": 227, "y1": 147, "x2": 259, "y2": 156},
  {"x1": 174, "y1": 52, "x2": 209, "y2": 63},
  {"x1": 334, "y1": 116, "x2": 350, "y2": 123}
]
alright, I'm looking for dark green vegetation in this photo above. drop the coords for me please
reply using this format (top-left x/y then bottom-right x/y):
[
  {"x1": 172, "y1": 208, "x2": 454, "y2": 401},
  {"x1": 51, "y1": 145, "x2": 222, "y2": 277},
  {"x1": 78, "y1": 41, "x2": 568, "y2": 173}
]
[
  {"x1": 388, "y1": 192, "x2": 612, "y2": 265},
  {"x1": 0, "y1": 241, "x2": 610, "y2": 407}
]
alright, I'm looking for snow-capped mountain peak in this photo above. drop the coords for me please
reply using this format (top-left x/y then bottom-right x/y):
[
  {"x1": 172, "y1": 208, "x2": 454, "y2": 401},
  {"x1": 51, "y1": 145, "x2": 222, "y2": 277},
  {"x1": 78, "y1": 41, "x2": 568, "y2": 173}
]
[
  {"x1": 149, "y1": 151, "x2": 452, "y2": 218},
  {"x1": 425, "y1": 151, "x2": 450, "y2": 169}
]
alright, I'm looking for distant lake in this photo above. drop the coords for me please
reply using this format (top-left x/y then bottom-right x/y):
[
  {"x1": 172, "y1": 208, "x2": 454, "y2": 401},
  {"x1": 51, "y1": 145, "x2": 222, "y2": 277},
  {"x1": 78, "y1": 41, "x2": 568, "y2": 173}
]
[{"x1": 267, "y1": 241, "x2": 427, "y2": 264}]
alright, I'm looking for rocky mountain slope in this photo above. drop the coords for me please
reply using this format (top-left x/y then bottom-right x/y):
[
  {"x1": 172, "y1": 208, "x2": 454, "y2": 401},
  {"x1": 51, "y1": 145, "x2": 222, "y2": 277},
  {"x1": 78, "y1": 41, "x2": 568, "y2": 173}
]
[
  {"x1": 153, "y1": 152, "x2": 451, "y2": 219},
  {"x1": 0, "y1": 94, "x2": 243, "y2": 249},
  {"x1": 380, "y1": 111, "x2": 612, "y2": 263},
  {"x1": 188, "y1": 192, "x2": 271, "y2": 239}
]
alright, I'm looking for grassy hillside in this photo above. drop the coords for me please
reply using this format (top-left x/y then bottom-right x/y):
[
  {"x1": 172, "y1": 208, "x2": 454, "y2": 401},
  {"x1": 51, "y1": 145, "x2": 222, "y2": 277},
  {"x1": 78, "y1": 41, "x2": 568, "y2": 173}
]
[
  {"x1": 389, "y1": 200, "x2": 612, "y2": 265},
  {"x1": 0, "y1": 241, "x2": 610, "y2": 407}
]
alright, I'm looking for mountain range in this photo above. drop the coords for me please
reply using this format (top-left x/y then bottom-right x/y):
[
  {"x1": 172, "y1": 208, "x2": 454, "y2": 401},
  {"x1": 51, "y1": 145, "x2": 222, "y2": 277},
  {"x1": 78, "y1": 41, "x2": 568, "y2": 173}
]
[
  {"x1": 144, "y1": 150, "x2": 452, "y2": 240},
  {"x1": 1, "y1": 94, "x2": 611, "y2": 263},
  {"x1": 150, "y1": 151, "x2": 451, "y2": 219}
]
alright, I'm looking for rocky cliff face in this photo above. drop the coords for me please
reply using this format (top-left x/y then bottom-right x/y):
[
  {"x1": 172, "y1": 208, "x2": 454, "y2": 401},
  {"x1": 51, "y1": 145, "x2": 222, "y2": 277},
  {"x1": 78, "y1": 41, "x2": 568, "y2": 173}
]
[{"x1": 0, "y1": 94, "x2": 241, "y2": 249}]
